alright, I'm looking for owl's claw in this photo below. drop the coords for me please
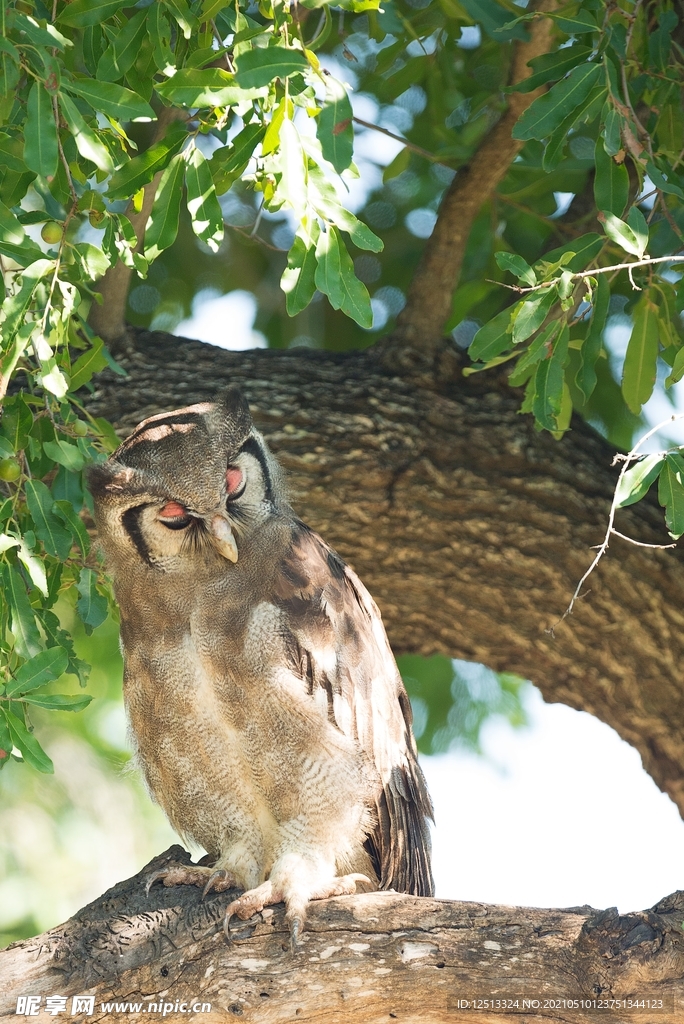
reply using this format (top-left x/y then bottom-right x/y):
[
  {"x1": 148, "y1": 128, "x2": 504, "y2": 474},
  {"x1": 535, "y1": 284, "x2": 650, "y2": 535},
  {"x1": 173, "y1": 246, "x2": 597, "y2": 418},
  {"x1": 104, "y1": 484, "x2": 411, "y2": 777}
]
[
  {"x1": 146, "y1": 863, "x2": 238, "y2": 897},
  {"x1": 202, "y1": 868, "x2": 232, "y2": 897},
  {"x1": 223, "y1": 880, "x2": 282, "y2": 941}
]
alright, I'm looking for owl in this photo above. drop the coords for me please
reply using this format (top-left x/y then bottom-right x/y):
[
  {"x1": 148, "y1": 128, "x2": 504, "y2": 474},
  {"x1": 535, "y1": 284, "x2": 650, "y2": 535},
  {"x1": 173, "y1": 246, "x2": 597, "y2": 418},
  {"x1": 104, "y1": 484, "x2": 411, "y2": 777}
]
[{"x1": 88, "y1": 389, "x2": 433, "y2": 944}]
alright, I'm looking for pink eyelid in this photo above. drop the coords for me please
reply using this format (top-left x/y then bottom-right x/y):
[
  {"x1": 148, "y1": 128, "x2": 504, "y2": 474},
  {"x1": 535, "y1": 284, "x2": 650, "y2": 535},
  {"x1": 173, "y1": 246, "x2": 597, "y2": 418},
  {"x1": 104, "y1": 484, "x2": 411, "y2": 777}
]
[{"x1": 225, "y1": 467, "x2": 243, "y2": 495}]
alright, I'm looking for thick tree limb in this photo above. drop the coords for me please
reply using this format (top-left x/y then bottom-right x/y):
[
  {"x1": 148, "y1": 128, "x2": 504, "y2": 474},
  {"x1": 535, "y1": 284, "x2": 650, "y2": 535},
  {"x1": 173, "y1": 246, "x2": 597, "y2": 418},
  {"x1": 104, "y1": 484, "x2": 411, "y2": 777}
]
[
  {"x1": 86, "y1": 329, "x2": 684, "y2": 818},
  {"x1": 1, "y1": 846, "x2": 682, "y2": 1022},
  {"x1": 393, "y1": 1, "x2": 559, "y2": 352}
]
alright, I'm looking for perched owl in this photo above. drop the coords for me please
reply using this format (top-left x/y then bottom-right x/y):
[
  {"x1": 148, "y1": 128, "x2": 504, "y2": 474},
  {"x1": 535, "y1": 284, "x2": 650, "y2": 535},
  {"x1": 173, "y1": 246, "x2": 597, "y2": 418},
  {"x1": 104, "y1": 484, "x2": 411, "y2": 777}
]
[{"x1": 88, "y1": 389, "x2": 433, "y2": 943}]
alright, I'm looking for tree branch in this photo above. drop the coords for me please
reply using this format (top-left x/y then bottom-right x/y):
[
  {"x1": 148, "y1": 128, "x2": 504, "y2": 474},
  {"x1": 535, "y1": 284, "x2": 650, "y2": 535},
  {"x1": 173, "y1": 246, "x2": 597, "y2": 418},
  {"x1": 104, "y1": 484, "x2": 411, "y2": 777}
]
[
  {"x1": 1, "y1": 845, "x2": 682, "y2": 1021},
  {"x1": 85, "y1": 330, "x2": 684, "y2": 819},
  {"x1": 392, "y1": 1, "x2": 560, "y2": 353}
]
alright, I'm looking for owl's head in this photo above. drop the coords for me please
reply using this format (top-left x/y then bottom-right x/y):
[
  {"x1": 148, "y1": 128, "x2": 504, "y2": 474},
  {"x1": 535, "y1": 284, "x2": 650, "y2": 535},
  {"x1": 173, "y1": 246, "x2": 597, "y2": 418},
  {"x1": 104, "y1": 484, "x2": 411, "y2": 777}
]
[{"x1": 88, "y1": 388, "x2": 285, "y2": 572}]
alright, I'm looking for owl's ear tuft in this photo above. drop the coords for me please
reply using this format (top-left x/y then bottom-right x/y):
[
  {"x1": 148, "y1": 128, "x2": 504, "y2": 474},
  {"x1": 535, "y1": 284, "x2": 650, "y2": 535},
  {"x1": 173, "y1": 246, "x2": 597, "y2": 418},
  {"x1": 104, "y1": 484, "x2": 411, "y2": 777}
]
[
  {"x1": 213, "y1": 387, "x2": 253, "y2": 449},
  {"x1": 86, "y1": 461, "x2": 143, "y2": 498}
]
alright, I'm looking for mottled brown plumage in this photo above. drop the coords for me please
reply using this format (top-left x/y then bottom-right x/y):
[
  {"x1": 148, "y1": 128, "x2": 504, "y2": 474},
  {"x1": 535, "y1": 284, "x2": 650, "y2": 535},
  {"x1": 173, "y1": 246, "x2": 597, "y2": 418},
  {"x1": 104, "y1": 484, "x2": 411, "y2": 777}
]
[{"x1": 88, "y1": 389, "x2": 433, "y2": 942}]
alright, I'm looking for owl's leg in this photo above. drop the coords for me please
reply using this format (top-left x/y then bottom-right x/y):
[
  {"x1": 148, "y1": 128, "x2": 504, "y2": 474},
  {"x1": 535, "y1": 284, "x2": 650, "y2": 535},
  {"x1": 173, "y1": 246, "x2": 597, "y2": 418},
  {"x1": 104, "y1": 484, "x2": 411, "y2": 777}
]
[
  {"x1": 223, "y1": 858, "x2": 371, "y2": 949},
  {"x1": 146, "y1": 864, "x2": 240, "y2": 897}
]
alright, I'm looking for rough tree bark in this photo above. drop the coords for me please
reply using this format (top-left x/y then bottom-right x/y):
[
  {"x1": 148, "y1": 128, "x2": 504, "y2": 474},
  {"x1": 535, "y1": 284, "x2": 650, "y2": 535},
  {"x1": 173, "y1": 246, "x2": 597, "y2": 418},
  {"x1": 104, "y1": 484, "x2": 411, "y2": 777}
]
[
  {"x1": 2, "y1": 847, "x2": 683, "y2": 1022},
  {"x1": 4, "y1": 0, "x2": 683, "y2": 1014}
]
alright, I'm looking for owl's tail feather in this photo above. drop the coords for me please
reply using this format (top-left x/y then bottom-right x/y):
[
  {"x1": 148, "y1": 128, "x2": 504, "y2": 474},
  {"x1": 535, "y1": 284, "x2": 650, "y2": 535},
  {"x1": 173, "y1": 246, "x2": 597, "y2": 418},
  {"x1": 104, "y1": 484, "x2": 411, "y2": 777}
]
[{"x1": 365, "y1": 756, "x2": 435, "y2": 898}]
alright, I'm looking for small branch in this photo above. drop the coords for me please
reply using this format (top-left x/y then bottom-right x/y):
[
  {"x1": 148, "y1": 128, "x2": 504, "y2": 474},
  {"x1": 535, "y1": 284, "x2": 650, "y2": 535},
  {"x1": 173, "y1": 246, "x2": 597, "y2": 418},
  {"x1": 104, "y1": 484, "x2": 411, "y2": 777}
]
[
  {"x1": 550, "y1": 414, "x2": 684, "y2": 634},
  {"x1": 496, "y1": 254, "x2": 684, "y2": 295},
  {"x1": 352, "y1": 117, "x2": 450, "y2": 166}
]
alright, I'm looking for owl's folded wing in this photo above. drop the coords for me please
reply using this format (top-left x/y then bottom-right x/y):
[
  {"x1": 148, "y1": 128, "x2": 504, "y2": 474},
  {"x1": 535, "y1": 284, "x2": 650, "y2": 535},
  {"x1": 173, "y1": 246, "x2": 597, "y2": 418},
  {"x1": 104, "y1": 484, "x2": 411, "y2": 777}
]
[{"x1": 273, "y1": 522, "x2": 434, "y2": 897}]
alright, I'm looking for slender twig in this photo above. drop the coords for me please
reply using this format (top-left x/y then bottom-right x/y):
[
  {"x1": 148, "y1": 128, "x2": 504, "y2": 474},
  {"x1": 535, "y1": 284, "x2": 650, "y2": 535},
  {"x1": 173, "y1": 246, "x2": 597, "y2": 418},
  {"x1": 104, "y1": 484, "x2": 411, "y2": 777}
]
[
  {"x1": 550, "y1": 414, "x2": 684, "y2": 634},
  {"x1": 496, "y1": 254, "x2": 684, "y2": 295},
  {"x1": 352, "y1": 117, "x2": 451, "y2": 167},
  {"x1": 226, "y1": 222, "x2": 287, "y2": 252}
]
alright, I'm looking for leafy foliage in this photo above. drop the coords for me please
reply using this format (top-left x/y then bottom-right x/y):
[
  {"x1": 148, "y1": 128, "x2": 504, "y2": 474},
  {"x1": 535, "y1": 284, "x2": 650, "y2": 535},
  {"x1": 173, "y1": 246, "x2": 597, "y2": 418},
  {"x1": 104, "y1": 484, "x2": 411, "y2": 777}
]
[{"x1": 2, "y1": 0, "x2": 684, "y2": 771}]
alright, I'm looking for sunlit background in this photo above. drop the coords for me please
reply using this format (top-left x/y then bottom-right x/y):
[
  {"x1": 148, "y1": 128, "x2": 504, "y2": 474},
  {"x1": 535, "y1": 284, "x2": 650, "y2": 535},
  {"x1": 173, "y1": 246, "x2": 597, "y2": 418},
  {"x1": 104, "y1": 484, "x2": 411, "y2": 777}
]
[{"x1": 5, "y1": 11, "x2": 684, "y2": 948}]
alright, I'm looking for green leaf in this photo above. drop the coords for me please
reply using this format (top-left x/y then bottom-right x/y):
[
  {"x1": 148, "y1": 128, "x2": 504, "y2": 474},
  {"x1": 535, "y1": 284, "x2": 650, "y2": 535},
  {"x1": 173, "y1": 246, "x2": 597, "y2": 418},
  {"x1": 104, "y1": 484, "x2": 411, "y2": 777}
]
[
  {"x1": 537, "y1": 233, "x2": 603, "y2": 274},
  {"x1": 314, "y1": 226, "x2": 343, "y2": 308},
  {"x1": 17, "y1": 541, "x2": 48, "y2": 597},
  {"x1": 1, "y1": 259, "x2": 53, "y2": 341},
  {"x1": 513, "y1": 44, "x2": 593, "y2": 94},
  {"x1": 318, "y1": 78, "x2": 354, "y2": 174},
  {"x1": 616, "y1": 454, "x2": 665, "y2": 508},
  {"x1": 532, "y1": 324, "x2": 569, "y2": 431},
  {"x1": 3, "y1": 565, "x2": 42, "y2": 659},
  {"x1": 553, "y1": 11, "x2": 597, "y2": 35},
  {"x1": 0, "y1": 396, "x2": 33, "y2": 451},
  {"x1": 494, "y1": 252, "x2": 536, "y2": 286},
  {"x1": 96, "y1": 8, "x2": 148, "y2": 81},
  {"x1": 511, "y1": 286, "x2": 556, "y2": 345},
  {"x1": 107, "y1": 120, "x2": 187, "y2": 201},
  {"x1": 665, "y1": 346, "x2": 684, "y2": 389},
  {"x1": 63, "y1": 78, "x2": 155, "y2": 122},
  {"x1": 512, "y1": 63, "x2": 602, "y2": 142},
  {"x1": 602, "y1": 105, "x2": 622, "y2": 157},
  {"x1": 25, "y1": 479, "x2": 73, "y2": 559},
  {"x1": 42, "y1": 439, "x2": 85, "y2": 472},
  {"x1": 601, "y1": 210, "x2": 647, "y2": 259},
  {"x1": 156, "y1": 68, "x2": 264, "y2": 107},
  {"x1": 58, "y1": 0, "x2": 131, "y2": 28},
  {"x1": 164, "y1": 0, "x2": 198, "y2": 39},
  {"x1": 594, "y1": 140, "x2": 628, "y2": 217},
  {"x1": 24, "y1": 83, "x2": 58, "y2": 178},
  {"x1": 58, "y1": 93, "x2": 114, "y2": 173},
  {"x1": 278, "y1": 118, "x2": 307, "y2": 219},
  {"x1": 209, "y1": 123, "x2": 266, "y2": 195},
  {"x1": 143, "y1": 153, "x2": 185, "y2": 262},
  {"x1": 69, "y1": 337, "x2": 109, "y2": 390},
  {"x1": 508, "y1": 321, "x2": 559, "y2": 387},
  {"x1": 53, "y1": 500, "x2": 90, "y2": 557},
  {"x1": 470, "y1": 306, "x2": 515, "y2": 362},
  {"x1": 21, "y1": 693, "x2": 93, "y2": 711},
  {"x1": 282, "y1": 229, "x2": 319, "y2": 316},
  {"x1": 656, "y1": 103, "x2": 684, "y2": 157},
  {"x1": 184, "y1": 145, "x2": 224, "y2": 253},
  {"x1": 0, "y1": 200, "x2": 24, "y2": 245},
  {"x1": 76, "y1": 567, "x2": 108, "y2": 632},
  {"x1": 621, "y1": 297, "x2": 659, "y2": 415},
  {"x1": 234, "y1": 44, "x2": 309, "y2": 89},
  {"x1": 658, "y1": 455, "x2": 684, "y2": 539},
  {"x1": 460, "y1": 0, "x2": 529, "y2": 41},
  {"x1": 335, "y1": 229, "x2": 373, "y2": 328},
  {"x1": 73, "y1": 242, "x2": 110, "y2": 281},
  {"x1": 645, "y1": 161, "x2": 684, "y2": 200},
  {"x1": 576, "y1": 273, "x2": 609, "y2": 402},
  {"x1": 6, "y1": 647, "x2": 68, "y2": 697},
  {"x1": 6, "y1": 711, "x2": 53, "y2": 773}
]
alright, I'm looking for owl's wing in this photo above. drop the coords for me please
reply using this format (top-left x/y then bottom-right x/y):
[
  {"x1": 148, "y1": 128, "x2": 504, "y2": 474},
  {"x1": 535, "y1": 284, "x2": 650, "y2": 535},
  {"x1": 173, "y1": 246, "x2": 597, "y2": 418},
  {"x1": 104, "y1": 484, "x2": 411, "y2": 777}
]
[{"x1": 273, "y1": 522, "x2": 434, "y2": 897}]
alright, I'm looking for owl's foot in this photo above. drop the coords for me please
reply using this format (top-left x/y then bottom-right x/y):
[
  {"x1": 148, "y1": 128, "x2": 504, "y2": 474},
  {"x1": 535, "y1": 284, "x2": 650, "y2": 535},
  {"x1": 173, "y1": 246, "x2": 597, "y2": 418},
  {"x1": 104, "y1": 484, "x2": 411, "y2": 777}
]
[
  {"x1": 223, "y1": 872, "x2": 371, "y2": 950},
  {"x1": 146, "y1": 864, "x2": 239, "y2": 897}
]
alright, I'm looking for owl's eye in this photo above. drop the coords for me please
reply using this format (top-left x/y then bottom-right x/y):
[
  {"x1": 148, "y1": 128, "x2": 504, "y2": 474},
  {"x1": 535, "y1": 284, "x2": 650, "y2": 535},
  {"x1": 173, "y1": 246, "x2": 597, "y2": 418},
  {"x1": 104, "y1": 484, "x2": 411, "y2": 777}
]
[
  {"x1": 225, "y1": 466, "x2": 245, "y2": 501},
  {"x1": 158, "y1": 501, "x2": 192, "y2": 530}
]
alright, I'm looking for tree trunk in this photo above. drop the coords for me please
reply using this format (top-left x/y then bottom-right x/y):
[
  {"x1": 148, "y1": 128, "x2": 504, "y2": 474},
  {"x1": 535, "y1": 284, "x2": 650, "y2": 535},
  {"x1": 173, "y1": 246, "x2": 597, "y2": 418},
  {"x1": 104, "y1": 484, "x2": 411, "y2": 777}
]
[
  {"x1": 86, "y1": 327, "x2": 684, "y2": 819},
  {"x1": 1, "y1": 846, "x2": 682, "y2": 1022}
]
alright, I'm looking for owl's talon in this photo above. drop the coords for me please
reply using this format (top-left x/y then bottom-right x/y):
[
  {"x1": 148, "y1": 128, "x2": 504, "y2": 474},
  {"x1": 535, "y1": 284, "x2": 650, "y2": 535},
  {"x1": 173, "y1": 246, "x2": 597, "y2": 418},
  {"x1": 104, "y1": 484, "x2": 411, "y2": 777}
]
[
  {"x1": 145, "y1": 863, "x2": 238, "y2": 896},
  {"x1": 145, "y1": 869, "x2": 168, "y2": 896},
  {"x1": 202, "y1": 868, "x2": 232, "y2": 897}
]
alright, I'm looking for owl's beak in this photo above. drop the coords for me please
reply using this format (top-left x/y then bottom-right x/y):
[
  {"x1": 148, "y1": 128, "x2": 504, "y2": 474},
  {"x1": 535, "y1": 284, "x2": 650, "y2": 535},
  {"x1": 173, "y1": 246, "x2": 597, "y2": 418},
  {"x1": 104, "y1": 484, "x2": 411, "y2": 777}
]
[{"x1": 209, "y1": 514, "x2": 238, "y2": 562}]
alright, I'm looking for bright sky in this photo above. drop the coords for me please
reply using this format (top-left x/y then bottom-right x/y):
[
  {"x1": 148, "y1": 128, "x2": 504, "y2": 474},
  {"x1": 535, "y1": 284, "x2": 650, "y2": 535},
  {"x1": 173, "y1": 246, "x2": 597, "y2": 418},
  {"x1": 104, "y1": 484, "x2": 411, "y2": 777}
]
[{"x1": 423, "y1": 685, "x2": 684, "y2": 913}]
